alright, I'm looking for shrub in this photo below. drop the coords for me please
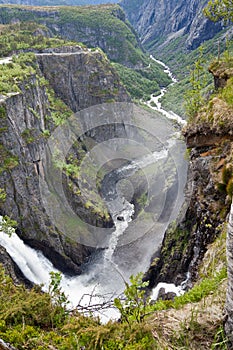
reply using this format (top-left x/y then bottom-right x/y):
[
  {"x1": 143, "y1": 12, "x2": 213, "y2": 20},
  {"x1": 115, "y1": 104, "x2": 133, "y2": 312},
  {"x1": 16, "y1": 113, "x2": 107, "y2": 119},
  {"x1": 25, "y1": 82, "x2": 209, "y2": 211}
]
[
  {"x1": 226, "y1": 178, "x2": 233, "y2": 198},
  {"x1": 114, "y1": 273, "x2": 150, "y2": 324},
  {"x1": 0, "y1": 105, "x2": 7, "y2": 119},
  {"x1": 222, "y1": 165, "x2": 232, "y2": 185}
]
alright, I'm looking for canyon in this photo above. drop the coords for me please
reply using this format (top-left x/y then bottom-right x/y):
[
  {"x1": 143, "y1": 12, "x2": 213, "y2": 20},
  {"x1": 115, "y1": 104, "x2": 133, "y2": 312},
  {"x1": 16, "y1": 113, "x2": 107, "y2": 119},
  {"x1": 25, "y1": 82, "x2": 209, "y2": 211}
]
[{"x1": 0, "y1": 0, "x2": 233, "y2": 348}]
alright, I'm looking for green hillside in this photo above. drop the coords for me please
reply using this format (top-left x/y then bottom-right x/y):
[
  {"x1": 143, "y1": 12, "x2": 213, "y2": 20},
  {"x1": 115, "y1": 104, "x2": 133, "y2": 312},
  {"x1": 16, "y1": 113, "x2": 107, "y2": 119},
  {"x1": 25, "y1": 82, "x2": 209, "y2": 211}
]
[{"x1": 0, "y1": 5, "x2": 172, "y2": 99}]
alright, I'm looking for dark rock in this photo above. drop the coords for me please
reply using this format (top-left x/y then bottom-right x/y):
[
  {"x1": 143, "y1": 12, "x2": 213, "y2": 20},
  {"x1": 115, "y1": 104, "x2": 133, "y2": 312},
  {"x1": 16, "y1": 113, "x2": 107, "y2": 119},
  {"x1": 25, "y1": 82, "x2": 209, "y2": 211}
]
[
  {"x1": 157, "y1": 287, "x2": 176, "y2": 301},
  {"x1": 0, "y1": 47, "x2": 129, "y2": 275},
  {"x1": 209, "y1": 63, "x2": 233, "y2": 90},
  {"x1": 146, "y1": 141, "x2": 229, "y2": 288},
  {"x1": 36, "y1": 48, "x2": 130, "y2": 113}
]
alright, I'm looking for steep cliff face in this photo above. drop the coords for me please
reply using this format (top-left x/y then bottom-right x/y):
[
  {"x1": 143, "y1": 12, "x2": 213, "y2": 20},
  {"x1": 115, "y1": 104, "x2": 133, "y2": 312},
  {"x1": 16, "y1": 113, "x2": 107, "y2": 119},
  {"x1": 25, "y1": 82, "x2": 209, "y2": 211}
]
[
  {"x1": 0, "y1": 47, "x2": 129, "y2": 274},
  {"x1": 121, "y1": 0, "x2": 224, "y2": 53},
  {"x1": 37, "y1": 48, "x2": 128, "y2": 112},
  {"x1": 146, "y1": 62, "x2": 233, "y2": 288},
  {"x1": 146, "y1": 148, "x2": 229, "y2": 286}
]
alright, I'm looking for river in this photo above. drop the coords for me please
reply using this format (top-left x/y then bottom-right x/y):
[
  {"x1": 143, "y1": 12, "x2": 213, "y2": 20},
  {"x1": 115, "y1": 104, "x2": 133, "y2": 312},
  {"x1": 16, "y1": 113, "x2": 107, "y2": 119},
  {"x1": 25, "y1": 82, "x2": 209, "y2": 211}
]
[{"x1": 0, "y1": 56, "x2": 188, "y2": 322}]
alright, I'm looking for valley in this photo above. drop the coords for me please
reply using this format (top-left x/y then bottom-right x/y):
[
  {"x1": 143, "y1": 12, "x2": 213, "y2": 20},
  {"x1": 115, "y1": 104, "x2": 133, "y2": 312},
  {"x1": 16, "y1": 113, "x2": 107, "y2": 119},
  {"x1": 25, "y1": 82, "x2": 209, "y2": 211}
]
[{"x1": 0, "y1": 0, "x2": 233, "y2": 349}]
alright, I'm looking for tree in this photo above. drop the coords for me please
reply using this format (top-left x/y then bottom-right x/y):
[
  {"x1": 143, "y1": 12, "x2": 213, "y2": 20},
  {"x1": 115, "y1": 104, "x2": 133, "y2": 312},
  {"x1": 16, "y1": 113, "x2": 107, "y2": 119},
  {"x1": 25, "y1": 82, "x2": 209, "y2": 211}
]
[
  {"x1": 48, "y1": 271, "x2": 69, "y2": 326},
  {"x1": 184, "y1": 46, "x2": 207, "y2": 118},
  {"x1": 203, "y1": 0, "x2": 233, "y2": 22},
  {"x1": 114, "y1": 273, "x2": 150, "y2": 325}
]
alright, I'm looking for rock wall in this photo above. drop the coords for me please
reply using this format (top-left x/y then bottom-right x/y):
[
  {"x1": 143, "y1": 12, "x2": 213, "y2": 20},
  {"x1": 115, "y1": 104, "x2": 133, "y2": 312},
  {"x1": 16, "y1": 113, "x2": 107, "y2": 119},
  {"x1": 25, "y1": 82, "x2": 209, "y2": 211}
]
[
  {"x1": 0, "y1": 47, "x2": 129, "y2": 275},
  {"x1": 36, "y1": 48, "x2": 129, "y2": 112},
  {"x1": 121, "y1": 0, "x2": 224, "y2": 52},
  {"x1": 146, "y1": 145, "x2": 229, "y2": 286},
  {"x1": 146, "y1": 68, "x2": 233, "y2": 288}
]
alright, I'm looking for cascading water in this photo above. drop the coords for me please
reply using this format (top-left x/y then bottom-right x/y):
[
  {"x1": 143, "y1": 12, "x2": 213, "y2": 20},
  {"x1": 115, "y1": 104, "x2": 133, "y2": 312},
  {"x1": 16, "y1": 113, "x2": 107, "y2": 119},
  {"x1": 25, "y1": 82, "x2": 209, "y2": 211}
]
[
  {"x1": 103, "y1": 199, "x2": 134, "y2": 263},
  {"x1": 0, "y1": 229, "x2": 58, "y2": 286},
  {"x1": 0, "y1": 56, "x2": 188, "y2": 322}
]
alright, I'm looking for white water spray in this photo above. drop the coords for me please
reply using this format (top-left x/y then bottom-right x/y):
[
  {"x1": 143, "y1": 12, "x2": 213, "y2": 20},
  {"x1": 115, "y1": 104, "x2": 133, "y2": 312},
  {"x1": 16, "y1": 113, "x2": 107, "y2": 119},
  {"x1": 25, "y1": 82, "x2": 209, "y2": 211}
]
[
  {"x1": 0, "y1": 55, "x2": 188, "y2": 321},
  {"x1": 0, "y1": 230, "x2": 58, "y2": 286},
  {"x1": 104, "y1": 199, "x2": 134, "y2": 263}
]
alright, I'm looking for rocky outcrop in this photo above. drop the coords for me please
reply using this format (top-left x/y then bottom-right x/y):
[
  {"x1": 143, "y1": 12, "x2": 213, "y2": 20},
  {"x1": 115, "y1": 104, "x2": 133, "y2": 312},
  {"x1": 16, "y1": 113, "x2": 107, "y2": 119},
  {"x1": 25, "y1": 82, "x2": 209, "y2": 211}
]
[
  {"x1": 209, "y1": 60, "x2": 233, "y2": 89},
  {"x1": 0, "y1": 47, "x2": 129, "y2": 275},
  {"x1": 36, "y1": 48, "x2": 129, "y2": 112},
  {"x1": 146, "y1": 144, "x2": 229, "y2": 286},
  {"x1": 146, "y1": 67, "x2": 233, "y2": 288},
  {"x1": 121, "y1": 0, "x2": 224, "y2": 53},
  {"x1": 183, "y1": 73, "x2": 233, "y2": 150}
]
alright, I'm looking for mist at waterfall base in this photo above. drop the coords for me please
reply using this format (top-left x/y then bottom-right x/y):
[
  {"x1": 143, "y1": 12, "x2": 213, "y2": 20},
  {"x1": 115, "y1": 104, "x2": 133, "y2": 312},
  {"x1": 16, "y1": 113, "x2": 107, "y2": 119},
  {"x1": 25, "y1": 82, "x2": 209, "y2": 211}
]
[
  {"x1": 0, "y1": 59, "x2": 188, "y2": 322},
  {"x1": 0, "y1": 137, "x2": 187, "y2": 322}
]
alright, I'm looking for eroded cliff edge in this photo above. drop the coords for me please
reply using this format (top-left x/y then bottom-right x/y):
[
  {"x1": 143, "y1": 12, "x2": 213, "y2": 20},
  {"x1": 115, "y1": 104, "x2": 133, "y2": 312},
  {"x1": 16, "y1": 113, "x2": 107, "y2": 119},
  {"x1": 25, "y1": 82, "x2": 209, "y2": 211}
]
[
  {"x1": 146, "y1": 60, "x2": 233, "y2": 288},
  {"x1": 0, "y1": 46, "x2": 130, "y2": 274}
]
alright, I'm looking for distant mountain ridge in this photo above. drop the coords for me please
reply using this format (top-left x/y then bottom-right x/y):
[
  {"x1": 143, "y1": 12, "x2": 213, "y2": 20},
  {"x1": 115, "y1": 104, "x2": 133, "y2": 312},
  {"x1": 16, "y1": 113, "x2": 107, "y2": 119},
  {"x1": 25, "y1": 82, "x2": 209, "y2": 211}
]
[
  {"x1": 0, "y1": 0, "x2": 118, "y2": 5},
  {"x1": 121, "y1": 0, "x2": 224, "y2": 52}
]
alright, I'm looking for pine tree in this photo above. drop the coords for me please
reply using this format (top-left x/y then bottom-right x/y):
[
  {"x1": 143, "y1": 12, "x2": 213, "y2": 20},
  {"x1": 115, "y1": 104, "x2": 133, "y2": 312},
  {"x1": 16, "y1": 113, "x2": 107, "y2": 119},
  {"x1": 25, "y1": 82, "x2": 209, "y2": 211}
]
[{"x1": 204, "y1": 0, "x2": 233, "y2": 23}]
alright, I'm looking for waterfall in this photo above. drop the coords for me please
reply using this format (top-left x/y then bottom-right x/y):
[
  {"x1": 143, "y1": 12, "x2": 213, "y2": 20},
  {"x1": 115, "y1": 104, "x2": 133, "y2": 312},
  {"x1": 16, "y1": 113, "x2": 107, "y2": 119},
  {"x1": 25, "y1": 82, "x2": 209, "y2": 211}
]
[
  {"x1": 0, "y1": 56, "x2": 188, "y2": 322},
  {"x1": 104, "y1": 199, "x2": 134, "y2": 263},
  {"x1": 0, "y1": 226, "x2": 121, "y2": 322},
  {"x1": 0, "y1": 229, "x2": 58, "y2": 286},
  {"x1": 151, "y1": 282, "x2": 185, "y2": 301}
]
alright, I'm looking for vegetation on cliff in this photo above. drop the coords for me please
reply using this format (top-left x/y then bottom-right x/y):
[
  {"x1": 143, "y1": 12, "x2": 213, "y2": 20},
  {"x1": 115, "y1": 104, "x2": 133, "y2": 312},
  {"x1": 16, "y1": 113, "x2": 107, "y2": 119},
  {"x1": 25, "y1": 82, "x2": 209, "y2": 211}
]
[
  {"x1": 0, "y1": 224, "x2": 228, "y2": 349},
  {"x1": 0, "y1": 21, "x2": 129, "y2": 272},
  {"x1": 0, "y1": 53, "x2": 37, "y2": 94},
  {"x1": 0, "y1": 1, "x2": 233, "y2": 349},
  {"x1": 204, "y1": 0, "x2": 233, "y2": 22},
  {"x1": 0, "y1": 22, "x2": 81, "y2": 57},
  {"x1": 184, "y1": 54, "x2": 233, "y2": 134},
  {"x1": 0, "y1": 5, "x2": 172, "y2": 100},
  {"x1": 0, "y1": 4, "x2": 144, "y2": 66}
]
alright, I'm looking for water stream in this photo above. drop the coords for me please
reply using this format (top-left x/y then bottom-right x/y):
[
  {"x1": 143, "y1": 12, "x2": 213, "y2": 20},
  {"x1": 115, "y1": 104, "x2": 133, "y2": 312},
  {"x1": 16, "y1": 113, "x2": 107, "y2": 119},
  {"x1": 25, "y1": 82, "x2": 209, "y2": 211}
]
[
  {"x1": 147, "y1": 55, "x2": 186, "y2": 126},
  {"x1": 0, "y1": 56, "x2": 188, "y2": 322}
]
